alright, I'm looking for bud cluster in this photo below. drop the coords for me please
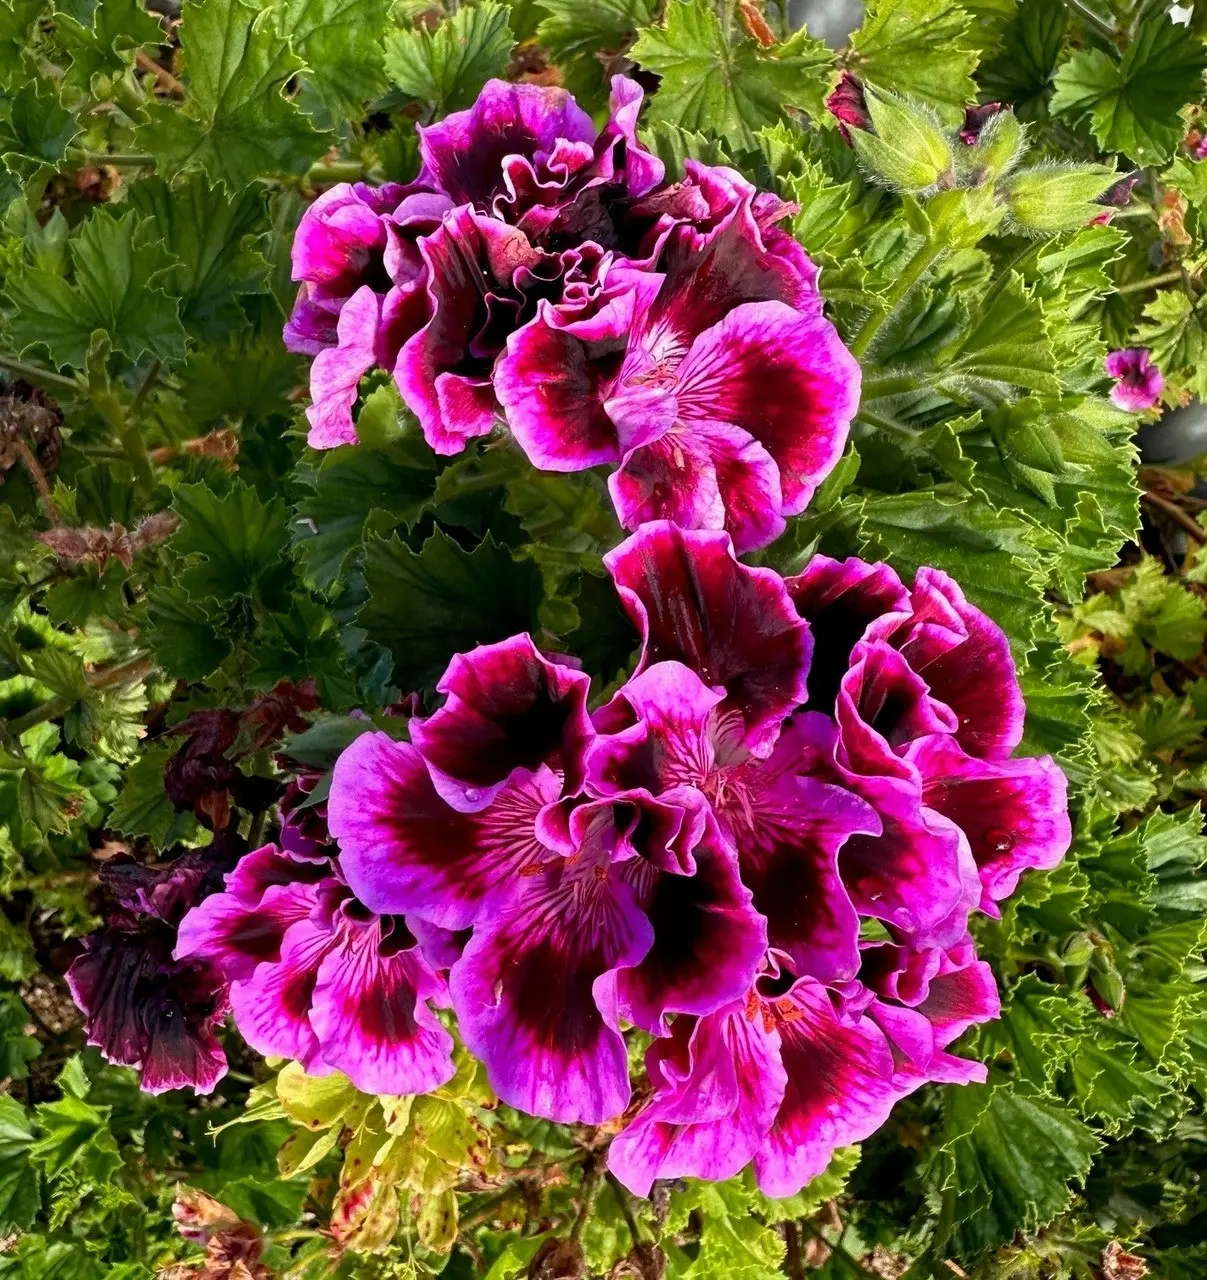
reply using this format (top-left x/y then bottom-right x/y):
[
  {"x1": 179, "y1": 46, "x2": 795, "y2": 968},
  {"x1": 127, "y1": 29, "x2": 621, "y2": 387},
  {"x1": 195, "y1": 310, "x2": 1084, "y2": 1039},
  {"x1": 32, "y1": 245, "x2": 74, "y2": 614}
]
[{"x1": 825, "y1": 74, "x2": 1119, "y2": 235}]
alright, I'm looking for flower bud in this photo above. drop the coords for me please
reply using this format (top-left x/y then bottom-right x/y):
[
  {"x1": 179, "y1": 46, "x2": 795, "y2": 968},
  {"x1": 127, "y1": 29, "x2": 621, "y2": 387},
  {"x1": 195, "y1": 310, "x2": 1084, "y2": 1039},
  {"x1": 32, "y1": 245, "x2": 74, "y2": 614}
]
[
  {"x1": 851, "y1": 88, "x2": 953, "y2": 192},
  {"x1": 1060, "y1": 931, "x2": 1096, "y2": 967},
  {"x1": 961, "y1": 109, "x2": 1025, "y2": 183},
  {"x1": 825, "y1": 72, "x2": 871, "y2": 143},
  {"x1": 1002, "y1": 162, "x2": 1120, "y2": 234}
]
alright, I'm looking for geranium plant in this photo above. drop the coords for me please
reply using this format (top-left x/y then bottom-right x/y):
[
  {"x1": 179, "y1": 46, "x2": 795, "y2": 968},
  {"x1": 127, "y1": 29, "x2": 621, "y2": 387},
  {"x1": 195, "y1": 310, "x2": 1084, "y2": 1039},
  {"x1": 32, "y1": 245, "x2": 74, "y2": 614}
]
[{"x1": 2, "y1": 2, "x2": 1207, "y2": 1278}]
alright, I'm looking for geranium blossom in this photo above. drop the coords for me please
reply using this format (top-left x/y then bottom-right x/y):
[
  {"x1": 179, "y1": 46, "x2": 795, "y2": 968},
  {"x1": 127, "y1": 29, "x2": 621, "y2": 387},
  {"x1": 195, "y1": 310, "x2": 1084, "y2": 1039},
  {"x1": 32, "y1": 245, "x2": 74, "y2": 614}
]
[
  {"x1": 1105, "y1": 347, "x2": 1164, "y2": 412},
  {"x1": 286, "y1": 77, "x2": 859, "y2": 553},
  {"x1": 322, "y1": 521, "x2": 1069, "y2": 1194}
]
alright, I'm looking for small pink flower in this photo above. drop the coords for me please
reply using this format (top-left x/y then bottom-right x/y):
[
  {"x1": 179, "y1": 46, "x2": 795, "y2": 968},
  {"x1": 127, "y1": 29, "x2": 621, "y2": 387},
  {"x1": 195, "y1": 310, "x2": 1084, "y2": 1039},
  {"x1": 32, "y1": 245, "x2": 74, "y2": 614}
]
[{"x1": 1105, "y1": 347, "x2": 1164, "y2": 413}]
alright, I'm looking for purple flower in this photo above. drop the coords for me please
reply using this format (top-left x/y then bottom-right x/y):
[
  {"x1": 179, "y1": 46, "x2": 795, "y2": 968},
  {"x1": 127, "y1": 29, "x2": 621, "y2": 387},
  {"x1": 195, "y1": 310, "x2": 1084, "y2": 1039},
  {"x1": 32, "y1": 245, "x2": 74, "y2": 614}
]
[
  {"x1": 67, "y1": 857, "x2": 233, "y2": 1095},
  {"x1": 322, "y1": 522, "x2": 1068, "y2": 1190},
  {"x1": 176, "y1": 844, "x2": 454, "y2": 1096},
  {"x1": 959, "y1": 102, "x2": 1003, "y2": 145},
  {"x1": 496, "y1": 194, "x2": 857, "y2": 552},
  {"x1": 1105, "y1": 347, "x2": 1164, "y2": 413}
]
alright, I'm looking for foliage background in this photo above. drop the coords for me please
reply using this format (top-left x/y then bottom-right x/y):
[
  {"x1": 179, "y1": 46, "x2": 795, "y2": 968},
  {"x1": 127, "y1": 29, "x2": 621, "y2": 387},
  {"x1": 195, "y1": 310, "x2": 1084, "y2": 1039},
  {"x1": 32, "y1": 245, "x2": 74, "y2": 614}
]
[{"x1": 2, "y1": 0, "x2": 1207, "y2": 1276}]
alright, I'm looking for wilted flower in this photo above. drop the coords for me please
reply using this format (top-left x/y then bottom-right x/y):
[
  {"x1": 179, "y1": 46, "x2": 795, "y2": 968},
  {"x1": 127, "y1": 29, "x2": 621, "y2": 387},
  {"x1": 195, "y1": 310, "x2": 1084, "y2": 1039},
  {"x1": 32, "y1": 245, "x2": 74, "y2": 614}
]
[
  {"x1": 1105, "y1": 347, "x2": 1164, "y2": 412},
  {"x1": 325, "y1": 521, "x2": 1069, "y2": 1194}
]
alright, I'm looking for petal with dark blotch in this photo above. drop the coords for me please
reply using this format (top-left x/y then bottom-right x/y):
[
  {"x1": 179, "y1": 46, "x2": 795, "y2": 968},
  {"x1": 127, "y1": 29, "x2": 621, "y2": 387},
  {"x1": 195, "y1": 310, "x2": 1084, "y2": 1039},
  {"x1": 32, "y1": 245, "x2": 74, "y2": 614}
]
[
  {"x1": 616, "y1": 826, "x2": 767, "y2": 1034},
  {"x1": 673, "y1": 301, "x2": 859, "y2": 517},
  {"x1": 291, "y1": 183, "x2": 387, "y2": 288},
  {"x1": 895, "y1": 568, "x2": 1024, "y2": 760},
  {"x1": 754, "y1": 979, "x2": 907, "y2": 1198},
  {"x1": 310, "y1": 908, "x2": 455, "y2": 1096},
  {"x1": 785, "y1": 556, "x2": 910, "y2": 714},
  {"x1": 450, "y1": 858, "x2": 654, "y2": 1124},
  {"x1": 604, "y1": 521, "x2": 812, "y2": 754},
  {"x1": 607, "y1": 1005, "x2": 786, "y2": 1197},
  {"x1": 329, "y1": 733, "x2": 558, "y2": 928},
  {"x1": 174, "y1": 880, "x2": 322, "y2": 982},
  {"x1": 910, "y1": 735, "x2": 1070, "y2": 911},
  {"x1": 409, "y1": 634, "x2": 594, "y2": 812}
]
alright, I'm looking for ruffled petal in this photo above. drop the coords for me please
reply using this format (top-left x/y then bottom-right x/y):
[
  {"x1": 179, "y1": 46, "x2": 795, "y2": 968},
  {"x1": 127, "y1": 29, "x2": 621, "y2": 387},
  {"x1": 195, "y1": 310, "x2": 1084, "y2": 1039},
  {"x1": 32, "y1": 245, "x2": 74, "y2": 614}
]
[
  {"x1": 673, "y1": 301, "x2": 859, "y2": 517},
  {"x1": 604, "y1": 521, "x2": 812, "y2": 754},
  {"x1": 409, "y1": 634, "x2": 593, "y2": 811},
  {"x1": 330, "y1": 732, "x2": 558, "y2": 928},
  {"x1": 607, "y1": 1005, "x2": 786, "y2": 1197},
  {"x1": 909, "y1": 734, "x2": 1070, "y2": 911},
  {"x1": 174, "y1": 880, "x2": 322, "y2": 982},
  {"x1": 305, "y1": 285, "x2": 380, "y2": 449},
  {"x1": 449, "y1": 857, "x2": 654, "y2": 1123},
  {"x1": 309, "y1": 907, "x2": 456, "y2": 1095}
]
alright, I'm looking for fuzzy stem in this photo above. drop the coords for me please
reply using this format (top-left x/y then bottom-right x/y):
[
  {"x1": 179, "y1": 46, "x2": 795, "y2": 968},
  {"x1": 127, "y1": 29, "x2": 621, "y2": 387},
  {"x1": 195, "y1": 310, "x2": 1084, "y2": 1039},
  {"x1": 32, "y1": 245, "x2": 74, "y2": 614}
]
[
  {"x1": 0, "y1": 354, "x2": 80, "y2": 394},
  {"x1": 570, "y1": 1162, "x2": 601, "y2": 1243},
  {"x1": 1116, "y1": 269, "x2": 1186, "y2": 295},
  {"x1": 849, "y1": 238, "x2": 946, "y2": 359}
]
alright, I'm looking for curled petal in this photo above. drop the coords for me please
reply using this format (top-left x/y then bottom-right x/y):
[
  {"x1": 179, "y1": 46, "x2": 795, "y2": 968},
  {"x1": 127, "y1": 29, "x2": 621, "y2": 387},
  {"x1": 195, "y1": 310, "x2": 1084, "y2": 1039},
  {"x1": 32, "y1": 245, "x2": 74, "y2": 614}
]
[
  {"x1": 604, "y1": 521, "x2": 812, "y2": 754},
  {"x1": 450, "y1": 858, "x2": 654, "y2": 1123},
  {"x1": 608, "y1": 1005, "x2": 786, "y2": 1197},
  {"x1": 175, "y1": 880, "x2": 322, "y2": 982},
  {"x1": 330, "y1": 732, "x2": 558, "y2": 928},
  {"x1": 305, "y1": 285, "x2": 380, "y2": 449},
  {"x1": 409, "y1": 634, "x2": 594, "y2": 812}
]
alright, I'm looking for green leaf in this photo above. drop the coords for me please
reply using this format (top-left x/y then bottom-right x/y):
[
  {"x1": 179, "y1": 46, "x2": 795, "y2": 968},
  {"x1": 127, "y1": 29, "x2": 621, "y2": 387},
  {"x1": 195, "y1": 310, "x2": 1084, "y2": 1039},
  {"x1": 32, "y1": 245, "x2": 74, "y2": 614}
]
[
  {"x1": 126, "y1": 175, "x2": 269, "y2": 343},
  {"x1": 143, "y1": 584, "x2": 233, "y2": 680},
  {"x1": 55, "y1": 0, "x2": 163, "y2": 93},
  {"x1": 978, "y1": 0, "x2": 1066, "y2": 120},
  {"x1": 383, "y1": 1, "x2": 514, "y2": 114},
  {"x1": 106, "y1": 742, "x2": 199, "y2": 846},
  {"x1": 631, "y1": 0, "x2": 830, "y2": 147},
  {"x1": 0, "y1": 77, "x2": 78, "y2": 168},
  {"x1": 534, "y1": 0, "x2": 658, "y2": 104},
  {"x1": 30, "y1": 1094, "x2": 121, "y2": 1181},
  {"x1": 1070, "y1": 1030, "x2": 1174, "y2": 1136},
  {"x1": 358, "y1": 527, "x2": 544, "y2": 694},
  {"x1": 1050, "y1": 14, "x2": 1207, "y2": 165},
  {"x1": 169, "y1": 479, "x2": 292, "y2": 600},
  {"x1": 5, "y1": 210, "x2": 187, "y2": 369},
  {"x1": 849, "y1": 0, "x2": 980, "y2": 118},
  {"x1": 0, "y1": 990, "x2": 39, "y2": 1081},
  {"x1": 273, "y1": 0, "x2": 391, "y2": 118},
  {"x1": 136, "y1": 0, "x2": 329, "y2": 188},
  {"x1": 935, "y1": 1084, "x2": 1103, "y2": 1259},
  {"x1": 0, "y1": 1094, "x2": 38, "y2": 1231}
]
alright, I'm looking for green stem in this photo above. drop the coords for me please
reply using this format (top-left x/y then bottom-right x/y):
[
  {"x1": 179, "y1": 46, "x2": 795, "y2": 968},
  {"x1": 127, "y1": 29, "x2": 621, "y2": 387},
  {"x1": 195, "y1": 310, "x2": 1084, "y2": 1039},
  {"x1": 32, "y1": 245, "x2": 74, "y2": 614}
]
[
  {"x1": 7, "y1": 696, "x2": 71, "y2": 737},
  {"x1": 80, "y1": 152, "x2": 156, "y2": 168},
  {"x1": 1064, "y1": 0, "x2": 1117, "y2": 38},
  {"x1": 306, "y1": 159, "x2": 365, "y2": 185},
  {"x1": 0, "y1": 353, "x2": 81, "y2": 395},
  {"x1": 860, "y1": 372, "x2": 925, "y2": 402},
  {"x1": 570, "y1": 1162, "x2": 601, "y2": 1243},
  {"x1": 849, "y1": 239, "x2": 946, "y2": 359},
  {"x1": 128, "y1": 358, "x2": 161, "y2": 420},
  {"x1": 1116, "y1": 269, "x2": 1186, "y2": 294}
]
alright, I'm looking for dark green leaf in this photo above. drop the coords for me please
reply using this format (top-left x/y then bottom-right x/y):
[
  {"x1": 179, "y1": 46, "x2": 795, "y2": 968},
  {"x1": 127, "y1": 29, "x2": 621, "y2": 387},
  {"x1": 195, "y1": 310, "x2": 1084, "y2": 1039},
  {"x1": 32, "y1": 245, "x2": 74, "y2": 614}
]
[{"x1": 169, "y1": 478, "x2": 292, "y2": 600}]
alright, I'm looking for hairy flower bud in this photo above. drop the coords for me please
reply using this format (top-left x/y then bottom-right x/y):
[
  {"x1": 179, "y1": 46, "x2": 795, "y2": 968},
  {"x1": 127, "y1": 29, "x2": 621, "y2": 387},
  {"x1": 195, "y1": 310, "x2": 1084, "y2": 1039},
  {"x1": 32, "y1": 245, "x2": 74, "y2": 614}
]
[
  {"x1": 1002, "y1": 162, "x2": 1120, "y2": 234},
  {"x1": 851, "y1": 88, "x2": 953, "y2": 192}
]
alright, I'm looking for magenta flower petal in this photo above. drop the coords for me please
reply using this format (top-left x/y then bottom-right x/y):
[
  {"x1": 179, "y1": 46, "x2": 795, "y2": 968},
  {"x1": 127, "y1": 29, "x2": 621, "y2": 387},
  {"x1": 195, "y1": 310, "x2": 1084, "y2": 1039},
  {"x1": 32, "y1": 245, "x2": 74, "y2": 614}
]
[
  {"x1": 604, "y1": 521, "x2": 812, "y2": 753},
  {"x1": 304, "y1": 285, "x2": 381, "y2": 449},
  {"x1": 309, "y1": 905, "x2": 455, "y2": 1096},
  {"x1": 1105, "y1": 347, "x2": 1164, "y2": 413},
  {"x1": 617, "y1": 822, "x2": 767, "y2": 1034},
  {"x1": 409, "y1": 634, "x2": 594, "y2": 812},
  {"x1": 174, "y1": 880, "x2": 321, "y2": 982},
  {"x1": 416, "y1": 80, "x2": 596, "y2": 209},
  {"x1": 599, "y1": 75, "x2": 665, "y2": 199},
  {"x1": 890, "y1": 568, "x2": 1025, "y2": 761},
  {"x1": 284, "y1": 285, "x2": 339, "y2": 356},
  {"x1": 610, "y1": 420, "x2": 786, "y2": 554},
  {"x1": 786, "y1": 555, "x2": 910, "y2": 713},
  {"x1": 672, "y1": 300, "x2": 860, "y2": 518},
  {"x1": 291, "y1": 182, "x2": 390, "y2": 290},
  {"x1": 607, "y1": 1005, "x2": 787, "y2": 1197},
  {"x1": 754, "y1": 979, "x2": 906, "y2": 1197},
  {"x1": 449, "y1": 857, "x2": 654, "y2": 1123},
  {"x1": 910, "y1": 734, "x2": 1071, "y2": 911},
  {"x1": 329, "y1": 732, "x2": 558, "y2": 928}
]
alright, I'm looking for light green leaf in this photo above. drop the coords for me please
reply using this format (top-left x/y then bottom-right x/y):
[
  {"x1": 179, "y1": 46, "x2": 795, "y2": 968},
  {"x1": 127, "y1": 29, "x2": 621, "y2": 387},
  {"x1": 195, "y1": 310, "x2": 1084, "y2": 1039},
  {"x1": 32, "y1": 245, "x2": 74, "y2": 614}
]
[
  {"x1": 0, "y1": 77, "x2": 78, "y2": 168},
  {"x1": 105, "y1": 741, "x2": 199, "y2": 846},
  {"x1": 5, "y1": 210, "x2": 186, "y2": 369},
  {"x1": 55, "y1": 0, "x2": 163, "y2": 93},
  {"x1": 631, "y1": 0, "x2": 829, "y2": 147},
  {"x1": 383, "y1": 1, "x2": 514, "y2": 114},
  {"x1": 273, "y1": 0, "x2": 391, "y2": 118},
  {"x1": 1050, "y1": 14, "x2": 1207, "y2": 165},
  {"x1": 136, "y1": 0, "x2": 329, "y2": 188}
]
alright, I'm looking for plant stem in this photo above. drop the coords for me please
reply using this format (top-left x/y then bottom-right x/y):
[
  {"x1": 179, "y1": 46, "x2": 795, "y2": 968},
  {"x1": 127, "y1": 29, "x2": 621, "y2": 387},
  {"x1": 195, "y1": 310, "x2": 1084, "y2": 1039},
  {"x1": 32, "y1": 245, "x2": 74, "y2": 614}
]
[
  {"x1": 570, "y1": 1161, "x2": 600, "y2": 1243},
  {"x1": 128, "y1": 359, "x2": 161, "y2": 420},
  {"x1": 1116, "y1": 269, "x2": 1186, "y2": 294},
  {"x1": 0, "y1": 353, "x2": 81, "y2": 395},
  {"x1": 306, "y1": 159, "x2": 366, "y2": 185},
  {"x1": 849, "y1": 239, "x2": 945, "y2": 359},
  {"x1": 80, "y1": 152, "x2": 156, "y2": 168},
  {"x1": 1064, "y1": 0, "x2": 1117, "y2": 38},
  {"x1": 1143, "y1": 491, "x2": 1207, "y2": 544},
  {"x1": 784, "y1": 1221, "x2": 806, "y2": 1280},
  {"x1": 605, "y1": 1172, "x2": 644, "y2": 1246},
  {"x1": 6, "y1": 655, "x2": 155, "y2": 736}
]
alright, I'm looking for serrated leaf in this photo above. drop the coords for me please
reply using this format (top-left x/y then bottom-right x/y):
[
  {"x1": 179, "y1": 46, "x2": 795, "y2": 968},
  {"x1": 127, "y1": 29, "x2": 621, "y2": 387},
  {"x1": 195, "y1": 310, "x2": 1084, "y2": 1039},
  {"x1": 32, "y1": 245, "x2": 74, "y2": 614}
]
[
  {"x1": 0, "y1": 1094, "x2": 38, "y2": 1231},
  {"x1": 143, "y1": 584, "x2": 233, "y2": 680},
  {"x1": 106, "y1": 742, "x2": 199, "y2": 846},
  {"x1": 631, "y1": 0, "x2": 829, "y2": 147},
  {"x1": 978, "y1": 0, "x2": 1066, "y2": 120},
  {"x1": 849, "y1": 0, "x2": 980, "y2": 118},
  {"x1": 136, "y1": 0, "x2": 329, "y2": 188},
  {"x1": 358, "y1": 527, "x2": 544, "y2": 695},
  {"x1": 383, "y1": 1, "x2": 514, "y2": 114},
  {"x1": 535, "y1": 0, "x2": 657, "y2": 104},
  {"x1": 1050, "y1": 14, "x2": 1207, "y2": 166},
  {"x1": 273, "y1": 0, "x2": 391, "y2": 118},
  {"x1": 0, "y1": 76, "x2": 78, "y2": 168},
  {"x1": 55, "y1": 0, "x2": 163, "y2": 93},
  {"x1": 126, "y1": 175, "x2": 269, "y2": 343},
  {"x1": 169, "y1": 479, "x2": 291, "y2": 601},
  {"x1": 5, "y1": 210, "x2": 187, "y2": 369}
]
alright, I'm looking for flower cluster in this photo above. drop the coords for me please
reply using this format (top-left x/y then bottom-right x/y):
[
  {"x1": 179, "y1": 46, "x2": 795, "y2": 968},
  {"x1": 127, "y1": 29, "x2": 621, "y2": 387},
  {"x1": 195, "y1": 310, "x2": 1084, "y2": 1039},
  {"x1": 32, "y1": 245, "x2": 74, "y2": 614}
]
[
  {"x1": 285, "y1": 78, "x2": 859, "y2": 552},
  {"x1": 194, "y1": 520, "x2": 1069, "y2": 1197}
]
